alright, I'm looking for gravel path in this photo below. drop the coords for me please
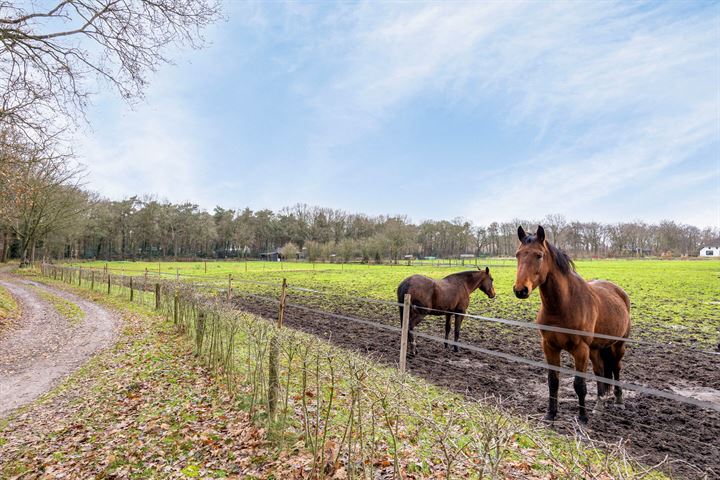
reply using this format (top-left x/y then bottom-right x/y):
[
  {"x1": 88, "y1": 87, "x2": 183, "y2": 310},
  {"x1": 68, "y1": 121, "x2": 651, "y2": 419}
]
[{"x1": 0, "y1": 273, "x2": 119, "y2": 417}]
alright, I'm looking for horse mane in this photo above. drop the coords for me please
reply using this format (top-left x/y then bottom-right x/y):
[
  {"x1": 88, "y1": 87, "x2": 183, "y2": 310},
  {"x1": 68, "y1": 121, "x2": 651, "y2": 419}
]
[
  {"x1": 547, "y1": 242, "x2": 575, "y2": 274},
  {"x1": 444, "y1": 270, "x2": 482, "y2": 281},
  {"x1": 522, "y1": 234, "x2": 575, "y2": 275}
]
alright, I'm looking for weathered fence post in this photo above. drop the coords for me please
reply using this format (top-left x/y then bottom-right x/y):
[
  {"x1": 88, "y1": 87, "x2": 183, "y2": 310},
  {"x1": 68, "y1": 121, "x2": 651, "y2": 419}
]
[
  {"x1": 204, "y1": 261, "x2": 207, "y2": 274},
  {"x1": 143, "y1": 269, "x2": 148, "y2": 305},
  {"x1": 278, "y1": 278, "x2": 287, "y2": 328},
  {"x1": 91, "y1": 270, "x2": 95, "y2": 291},
  {"x1": 129, "y1": 276, "x2": 134, "y2": 302},
  {"x1": 78, "y1": 267, "x2": 82, "y2": 286},
  {"x1": 173, "y1": 291, "x2": 179, "y2": 325},
  {"x1": 226, "y1": 274, "x2": 232, "y2": 302},
  {"x1": 155, "y1": 283, "x2": 161, "y2": 310},
  {"x1": 268, "y1": 277, "x2": 288, "y2": 419},
  {"x1": 399, "y1": 293, "x2": 411, "y2": 373},
  {"x1": 107, "y1": 274, "x2": 111, "y2": 295}
]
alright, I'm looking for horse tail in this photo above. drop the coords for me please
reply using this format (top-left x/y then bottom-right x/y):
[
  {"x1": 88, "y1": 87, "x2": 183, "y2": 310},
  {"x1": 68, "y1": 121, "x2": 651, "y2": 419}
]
[{"x1": 600, "y1": 346, "x2": 615, "y2": 375}]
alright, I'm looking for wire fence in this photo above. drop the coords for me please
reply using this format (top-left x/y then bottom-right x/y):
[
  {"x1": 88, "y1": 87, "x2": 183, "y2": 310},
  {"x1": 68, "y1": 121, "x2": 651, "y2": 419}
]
[
  {"x1": 42, "y1": 263, "x2": 720, "y2": 409},
  {"x1": 37, "y1": 263, "x2": 720, "y2": 477},
  {"x1": 59, "y1": 262, "x2": 720, "y2": 357}
]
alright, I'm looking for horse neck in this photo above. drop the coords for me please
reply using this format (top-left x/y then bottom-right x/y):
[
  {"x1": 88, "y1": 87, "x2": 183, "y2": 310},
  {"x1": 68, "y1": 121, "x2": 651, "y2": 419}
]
[
  {"x1": 464, "y1": 272, "x2": 484, "y2": 293},
  {"x1": 538, "y1": 268, "x2": 585, "y2": 315}
]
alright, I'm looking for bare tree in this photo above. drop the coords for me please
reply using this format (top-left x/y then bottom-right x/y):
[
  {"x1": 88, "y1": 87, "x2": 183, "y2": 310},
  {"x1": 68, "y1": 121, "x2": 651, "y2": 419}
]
[
  {"x1": 0, "y1": 135, "x2": 86, "y2": 264},
  {"x1": 0, "y1": 0, "x2": 221, "y2": 139}
]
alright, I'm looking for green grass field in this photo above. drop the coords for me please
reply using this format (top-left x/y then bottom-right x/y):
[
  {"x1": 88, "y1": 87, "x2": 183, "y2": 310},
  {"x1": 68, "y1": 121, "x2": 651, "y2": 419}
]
[{"x1": 71, "y1": 259, "x2": 720, "y2": 346}]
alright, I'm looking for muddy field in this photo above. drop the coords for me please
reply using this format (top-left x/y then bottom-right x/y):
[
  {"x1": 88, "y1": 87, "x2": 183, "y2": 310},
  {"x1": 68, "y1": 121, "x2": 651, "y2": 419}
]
[{"x1": 232, "y1": 291, "x2": 720, "y2": 479}]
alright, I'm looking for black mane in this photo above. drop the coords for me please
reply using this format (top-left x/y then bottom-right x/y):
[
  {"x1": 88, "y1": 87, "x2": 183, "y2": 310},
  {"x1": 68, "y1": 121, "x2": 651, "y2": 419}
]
[{"x1": 522, "y1": 234, "x2": 576, "y2": 275}]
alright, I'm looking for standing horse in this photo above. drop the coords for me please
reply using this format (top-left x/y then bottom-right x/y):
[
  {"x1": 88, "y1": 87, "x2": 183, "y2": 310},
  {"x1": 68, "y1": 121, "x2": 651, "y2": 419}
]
[
  {"x1": 514, "y1": 226, "x2": 631, "y2": 423},
  {"x1": 397, "y1": 267, "x2": 495, "y2": 356}
]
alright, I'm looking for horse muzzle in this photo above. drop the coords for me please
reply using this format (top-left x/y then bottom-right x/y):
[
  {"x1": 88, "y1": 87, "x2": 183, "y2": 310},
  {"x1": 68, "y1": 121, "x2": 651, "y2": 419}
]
[{"x1": 513, "y1": 286, "x2": 530, "y2": 299}]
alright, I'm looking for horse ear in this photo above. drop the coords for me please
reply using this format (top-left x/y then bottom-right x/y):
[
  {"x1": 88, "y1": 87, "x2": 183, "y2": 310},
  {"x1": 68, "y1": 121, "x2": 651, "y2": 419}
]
[
  {"x1": 537, "y1": 225, "x2": 546, "y2": 243},
  {"x1": 517, "y1": 226, "x2": 526, "y2": 241},
  {"x1": 485, "y1": 266, "x2": 489, "y2": 274}
]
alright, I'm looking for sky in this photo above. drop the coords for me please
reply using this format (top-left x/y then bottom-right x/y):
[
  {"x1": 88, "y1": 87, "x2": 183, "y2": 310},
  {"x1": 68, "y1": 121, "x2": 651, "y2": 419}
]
[{"x1": 78, "y1": 1, "x2": 720, "y2": 228}]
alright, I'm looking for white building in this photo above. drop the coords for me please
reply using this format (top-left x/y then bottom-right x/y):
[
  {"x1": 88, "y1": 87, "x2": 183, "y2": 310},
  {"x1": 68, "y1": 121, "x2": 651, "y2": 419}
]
[{"x1": 699, "y1": 247, "x2": 720, "y2": 257}]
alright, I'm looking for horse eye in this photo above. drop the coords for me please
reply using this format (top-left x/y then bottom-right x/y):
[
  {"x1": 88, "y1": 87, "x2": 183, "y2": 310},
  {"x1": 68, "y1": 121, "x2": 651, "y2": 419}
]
[{"x1": 535, "y1": 253, "x2": 543, "y2": 260}]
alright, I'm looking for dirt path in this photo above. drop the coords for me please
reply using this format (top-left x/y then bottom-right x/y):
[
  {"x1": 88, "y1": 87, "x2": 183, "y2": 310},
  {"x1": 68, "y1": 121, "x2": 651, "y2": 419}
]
[{"x1": 0, "y1": 273, "x2": 119, "y2": 417}]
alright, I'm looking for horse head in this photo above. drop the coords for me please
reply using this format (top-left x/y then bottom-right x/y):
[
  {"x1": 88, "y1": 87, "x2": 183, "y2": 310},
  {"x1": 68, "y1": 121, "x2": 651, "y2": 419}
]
[
  {"x1": 477, "y1": 265, "x2": 496, "y2": 298},
  {"x1": 513, "y1": 225, "x2": 550, "y2": 299}
]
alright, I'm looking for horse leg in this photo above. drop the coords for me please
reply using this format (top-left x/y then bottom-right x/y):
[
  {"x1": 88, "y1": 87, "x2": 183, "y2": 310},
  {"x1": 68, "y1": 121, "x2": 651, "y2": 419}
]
[
  {"x1": 590, "y1": 348, "x2": 607, "y2": 413},
  {"x1": 444, "y1": 314, "x2": 452, "y2": 349},
  {"x1": 453, "y1": 314, "x2": 463, "y2": 353},
  {"x1": 542, "y1": 340, "x2": 561, "y2": 422},
  {"x1": 571, "y1": 343, "x2": 590, "y2": 424},
  {"x1": 611, "y1": 342, "x2": 626, "y2": 408}
]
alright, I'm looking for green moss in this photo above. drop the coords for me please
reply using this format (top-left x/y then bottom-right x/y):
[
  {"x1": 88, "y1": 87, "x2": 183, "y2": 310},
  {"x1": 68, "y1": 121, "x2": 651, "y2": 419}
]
[
  {"x1": 33, "y1": 287, "x2": 84, "y2": 326},
  {"x1": 0, "y1": 284, "x2": 20, "y2": 333}
]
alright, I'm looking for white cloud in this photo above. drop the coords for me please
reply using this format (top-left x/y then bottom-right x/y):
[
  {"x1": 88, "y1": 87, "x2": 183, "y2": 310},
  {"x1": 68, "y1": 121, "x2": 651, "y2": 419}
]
[{"x1": 285, "y1": 1, "x2": 719, "y2": 226}]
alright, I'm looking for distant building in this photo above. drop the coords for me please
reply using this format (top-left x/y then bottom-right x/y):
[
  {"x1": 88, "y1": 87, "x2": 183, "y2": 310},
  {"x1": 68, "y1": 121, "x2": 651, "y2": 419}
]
[
  {"x1": 699, "y1": 247, "x2": 720, "y2": 257},
  {"x1": 260, "y1": 249, "x2": 282, "y2": 261}
]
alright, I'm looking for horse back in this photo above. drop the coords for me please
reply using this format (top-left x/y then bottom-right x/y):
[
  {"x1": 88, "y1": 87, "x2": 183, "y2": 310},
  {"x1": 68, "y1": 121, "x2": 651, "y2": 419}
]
[
  {"x1": 589, "y1": 280, "x2": 631, "y2": 341},
  {"x1": 398, "y1": 274, "x2": 437, "y2": 308}
]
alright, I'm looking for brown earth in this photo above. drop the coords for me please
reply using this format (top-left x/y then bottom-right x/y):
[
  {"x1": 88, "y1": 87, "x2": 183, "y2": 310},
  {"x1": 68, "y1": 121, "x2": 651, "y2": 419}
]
[{"x1": 232, "y1": 291, "x2": 720, "y2": 479}]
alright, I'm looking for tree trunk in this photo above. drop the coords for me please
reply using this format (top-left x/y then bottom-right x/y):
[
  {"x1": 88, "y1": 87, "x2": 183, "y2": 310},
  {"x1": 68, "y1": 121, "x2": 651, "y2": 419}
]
[{"x1": 1, "y1": 230, "x2": 8, "y2": 262}]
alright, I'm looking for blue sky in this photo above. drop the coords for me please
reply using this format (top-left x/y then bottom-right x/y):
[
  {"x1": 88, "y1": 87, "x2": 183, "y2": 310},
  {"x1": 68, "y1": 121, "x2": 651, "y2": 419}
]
[{"x1": 79, "y1": 1, "x2": 720, "y2": 228}]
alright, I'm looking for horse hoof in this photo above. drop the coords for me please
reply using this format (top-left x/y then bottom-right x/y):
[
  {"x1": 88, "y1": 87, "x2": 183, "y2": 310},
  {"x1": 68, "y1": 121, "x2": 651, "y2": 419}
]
[
  {"x1": 543, "y1": 413, "x2": 557, "y2": 423},
  {"x1": 592, "y1": 402, "x2": 604, "y2": 414},
  {"x1": 578, "y1": 415, "x2": 589, "y2": 425},
  {"x1": 615, "y1": 401, "x2": 625, "y2": 410}
]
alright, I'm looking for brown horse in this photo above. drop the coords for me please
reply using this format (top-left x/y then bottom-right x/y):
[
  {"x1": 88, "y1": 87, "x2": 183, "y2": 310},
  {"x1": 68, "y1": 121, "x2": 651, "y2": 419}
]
[
  {"x1": 514, "y1": 226, "x2": 631, "y2": 423},
  {"x1": 397, "y1": 267, "x2": 495, "y2": 356}
]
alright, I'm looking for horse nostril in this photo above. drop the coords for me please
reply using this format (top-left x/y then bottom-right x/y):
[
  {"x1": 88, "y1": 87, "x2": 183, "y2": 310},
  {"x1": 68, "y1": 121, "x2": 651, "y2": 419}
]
[{"x1": 514, "y1": 286, "x2": 529, "y2": 299}]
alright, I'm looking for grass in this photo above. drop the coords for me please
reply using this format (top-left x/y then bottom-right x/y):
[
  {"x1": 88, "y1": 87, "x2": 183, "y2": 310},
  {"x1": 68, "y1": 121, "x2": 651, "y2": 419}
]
[
  {"x1": 0, "y1": 284, "x2": 20, "y2": 334},
  {"x1": 11, "y1": 265, "x2": 670, "y2": 479},
  {"x1": 33, "y1": 286, "x2": 84, "y2": 326},
  {"x1": 70, "y1": 258, "x2": 720, "y2": 346}
]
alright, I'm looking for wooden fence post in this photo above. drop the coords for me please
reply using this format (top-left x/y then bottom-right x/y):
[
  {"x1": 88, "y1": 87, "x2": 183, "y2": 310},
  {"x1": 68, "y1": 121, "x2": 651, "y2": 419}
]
[
  {"x1": 204, "y1": 261, "x2": 207, "y2": 274},
  {"x1": 173, "y1": 291, "x2": 179, "y2": 325},
  {"x1": 91, "y1": 271, "x2": 95, "y2": 291},
  {"x1": 278, "y1": 278, "x2": 287, "y2": 328},
  {"x1": 78, "y1": 267, "x2": 82, "y2": 286},
  {"x1": 129, "y1": 276, "x2": 134, "y2": 302},
  {"x1": 268, "y1": 277, "x2": 288, "y2": 419},
  {"x1": 143, "y1": 269, "x2": 148, "y2": 305},
  {"x1": 226, "y1": 274, "x2": 232, "y2": 302},
  {"x1": 399, "y1": 293, "x2": 411, "y2": 373},
  {"x1": 155, "y1": 283, "x2": 161, "y2": 310},
  {"x1": 107, "y1": 274, "x2": 111, "y2": 295}
]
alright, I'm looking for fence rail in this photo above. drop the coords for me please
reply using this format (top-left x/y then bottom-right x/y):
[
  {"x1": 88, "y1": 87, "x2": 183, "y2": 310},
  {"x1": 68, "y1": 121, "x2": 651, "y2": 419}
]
[{"x1": 39, "y1": 263, "x2": 720, "y2": 415}]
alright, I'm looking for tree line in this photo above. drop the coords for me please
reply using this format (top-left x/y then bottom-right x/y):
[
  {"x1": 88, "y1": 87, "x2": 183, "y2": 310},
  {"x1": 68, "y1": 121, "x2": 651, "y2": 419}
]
[
  {"x1": 1, "y1": 192, "x2": 717, "y2": 263},
  {"x1": 1, "y1": 2, "x2": 717, "y2": 264}
]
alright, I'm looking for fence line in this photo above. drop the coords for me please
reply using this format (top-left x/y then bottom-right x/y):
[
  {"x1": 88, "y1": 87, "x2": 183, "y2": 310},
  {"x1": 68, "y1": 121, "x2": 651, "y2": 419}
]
[
  {"x1": 270, "y1": 300, "x2": 720, "y2": 413},
  {"x1": 43, "y1": 263, "x2": 720, "y2": 357},
  {"x1": 36, "y1": 263, "x2": 720, "y2": 477},
  {"x1": 48, "y1": 263, "x2": 720, "y2": 420}
]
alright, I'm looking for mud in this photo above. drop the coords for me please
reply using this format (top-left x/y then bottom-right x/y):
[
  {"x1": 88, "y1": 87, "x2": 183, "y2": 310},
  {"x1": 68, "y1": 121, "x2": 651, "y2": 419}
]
[{"x1": 232, "y1": 291, "x2": 720, "y2": 479}]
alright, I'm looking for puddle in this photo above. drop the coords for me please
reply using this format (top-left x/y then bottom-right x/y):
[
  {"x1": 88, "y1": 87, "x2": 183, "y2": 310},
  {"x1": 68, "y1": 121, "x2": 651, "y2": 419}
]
[{"x1": 670, "y1": 384, "x2": 720, "y2": 407}]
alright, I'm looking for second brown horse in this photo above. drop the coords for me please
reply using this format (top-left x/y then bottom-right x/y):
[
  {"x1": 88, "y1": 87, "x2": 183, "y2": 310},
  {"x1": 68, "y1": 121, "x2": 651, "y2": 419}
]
[
  {"x1": 397, "y1": 267, "x2": 495, "y2": 356},
  {"x1": 514, "y1": 225, "x2": 631, "y2": 424}
]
